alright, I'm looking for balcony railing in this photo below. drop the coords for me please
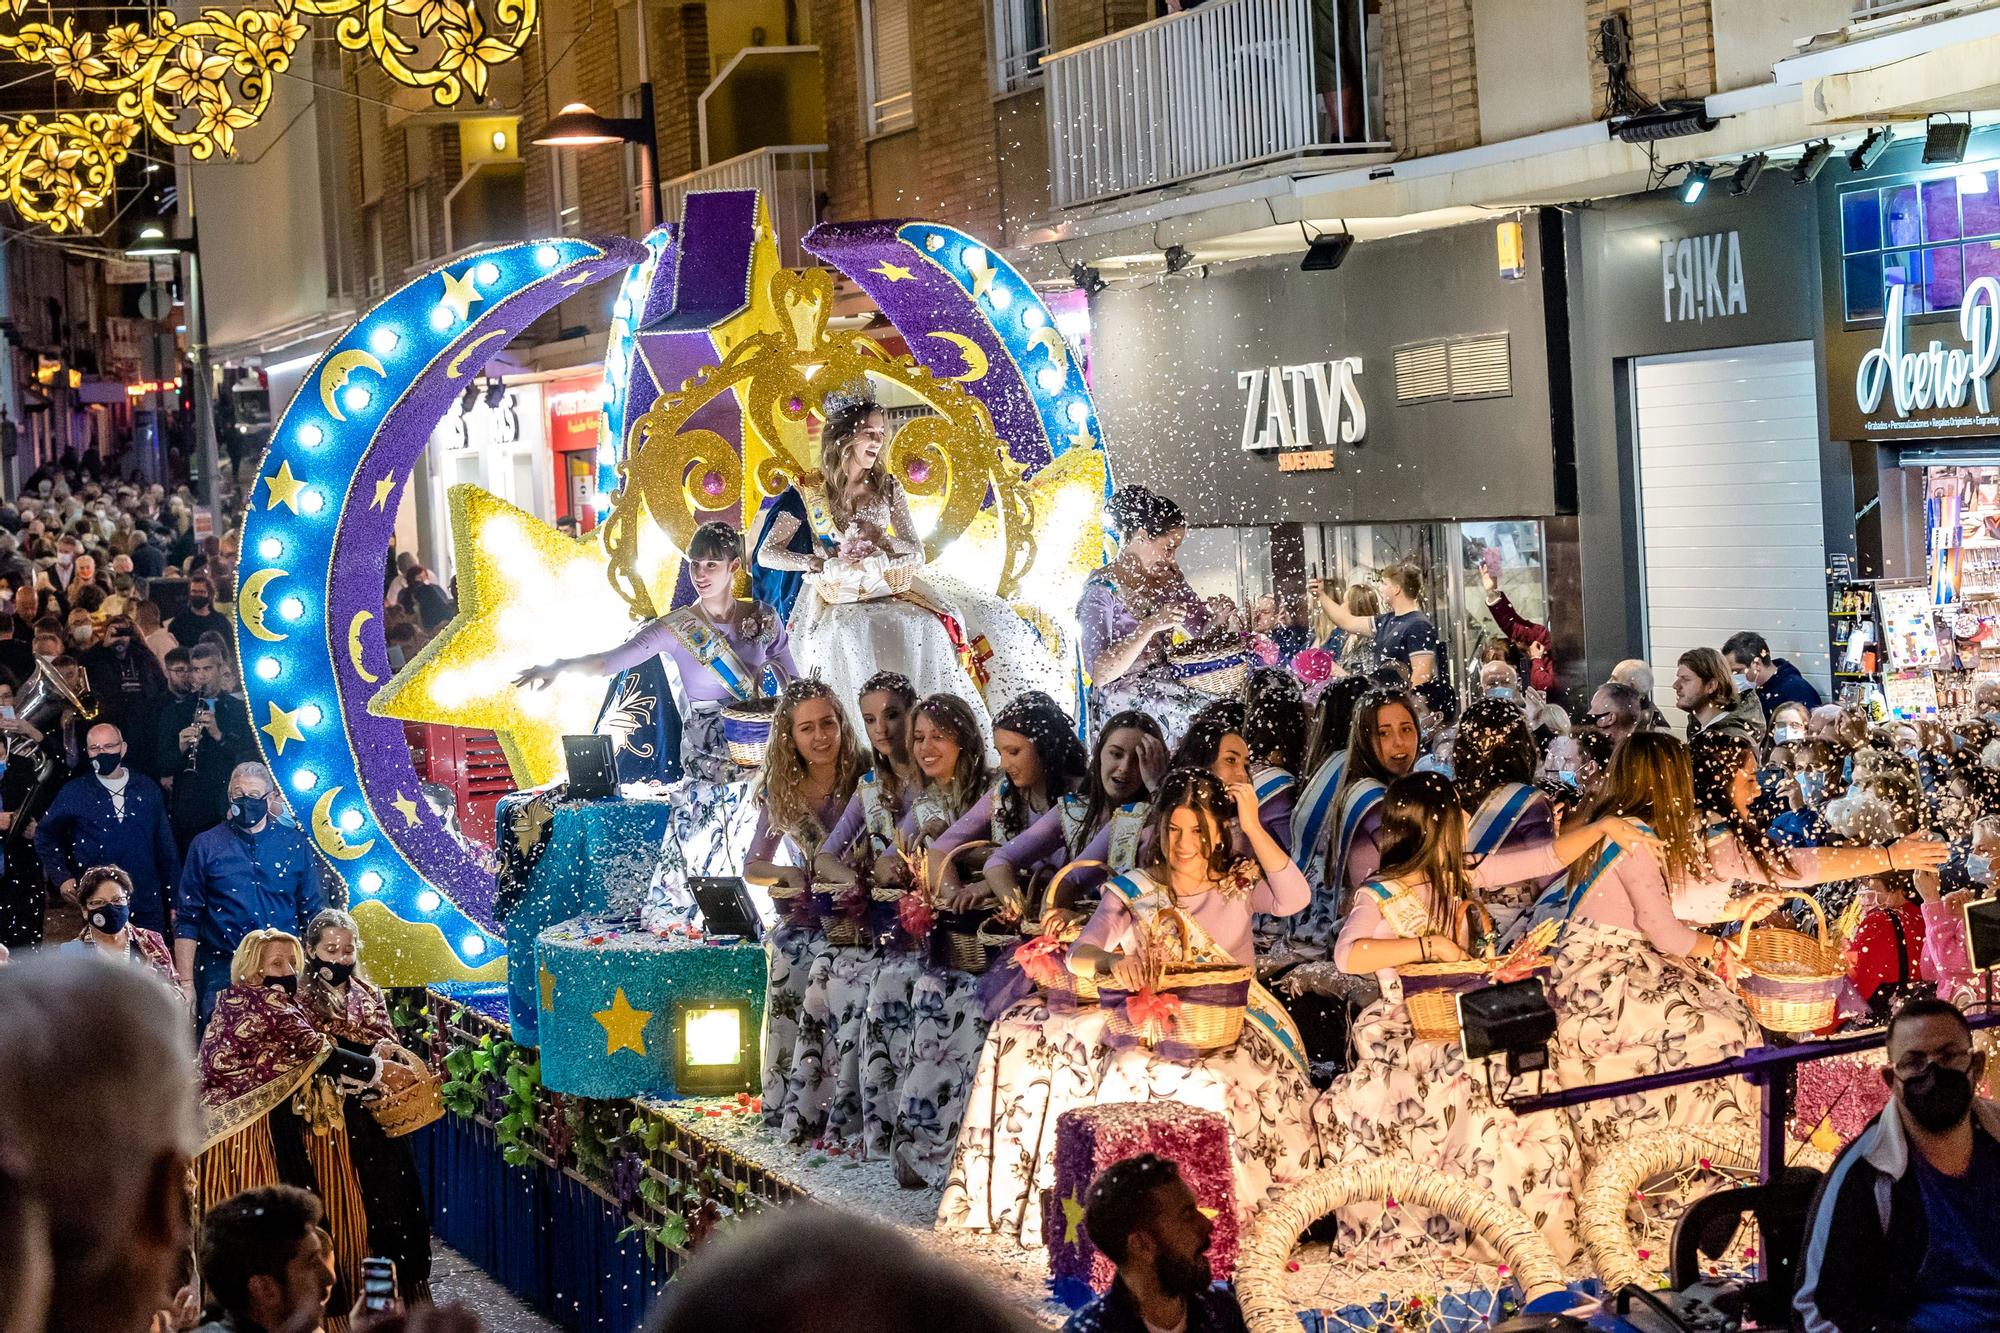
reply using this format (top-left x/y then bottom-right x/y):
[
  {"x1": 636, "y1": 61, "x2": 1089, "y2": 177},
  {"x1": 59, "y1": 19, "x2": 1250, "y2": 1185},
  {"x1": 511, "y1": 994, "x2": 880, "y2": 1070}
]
[
  {"x1": 1850, "y1": 0, "x2": 1969, "y2": 18},
  {"x1": 660, "y1": 146, "x2": 827, "y2": 268},
  {"x1": 1044, "y1": 0, "x2": 1386, "y2": 211}
]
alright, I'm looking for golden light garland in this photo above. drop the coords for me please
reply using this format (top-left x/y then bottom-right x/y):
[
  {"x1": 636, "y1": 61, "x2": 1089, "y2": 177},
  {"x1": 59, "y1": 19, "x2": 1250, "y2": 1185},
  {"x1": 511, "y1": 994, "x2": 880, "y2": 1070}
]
[
  {"x1": 0, "y1": 109, "x2": 132, "y2": 231},
  {"x1": 1575, "y1": 1126, "x2": 1758, "y2": 1292},
  {"x1": 0, "y1": 0, "x2": 534, "y2": 164}
]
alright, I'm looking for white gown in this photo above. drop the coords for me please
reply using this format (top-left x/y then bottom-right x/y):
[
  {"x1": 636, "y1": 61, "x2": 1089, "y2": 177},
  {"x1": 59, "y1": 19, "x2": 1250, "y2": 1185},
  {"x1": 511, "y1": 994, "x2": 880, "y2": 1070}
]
[{"x1": 756, "y1": 478, "x2": 1069, "y2": 724}]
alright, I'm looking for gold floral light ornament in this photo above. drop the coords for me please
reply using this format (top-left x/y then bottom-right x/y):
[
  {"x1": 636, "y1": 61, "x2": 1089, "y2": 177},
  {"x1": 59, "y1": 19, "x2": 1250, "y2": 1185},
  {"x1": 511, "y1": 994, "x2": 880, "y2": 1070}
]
[{"x1": 0, "y1": 110, "x2": 134, "y2": 232}]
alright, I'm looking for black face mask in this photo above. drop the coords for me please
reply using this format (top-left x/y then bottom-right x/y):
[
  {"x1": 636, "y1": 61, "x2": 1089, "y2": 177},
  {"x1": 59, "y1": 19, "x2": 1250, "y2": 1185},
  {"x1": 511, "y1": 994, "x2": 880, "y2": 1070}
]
[
  {"x1": 313, "y1": 959, "x2": 354, "y2": 988},
  {"x1": 1899, "y1": 1064, "x2": 1977, "y2": 1134},
  {"x1": 86, "y1": 901, "x2": 129, "y2": 934},
  {"x1": 229, "y1": 795, "x2": 266, "y2": 830},
  {"x1": 91, "y1": 751, "x2": 122, "y2": 777},
  {"x1": 263, "y1": 973, "x2": 297, "y2": 996},
  {"x1": 188, "y1": 594, "x2": 211, "y2": 611}
]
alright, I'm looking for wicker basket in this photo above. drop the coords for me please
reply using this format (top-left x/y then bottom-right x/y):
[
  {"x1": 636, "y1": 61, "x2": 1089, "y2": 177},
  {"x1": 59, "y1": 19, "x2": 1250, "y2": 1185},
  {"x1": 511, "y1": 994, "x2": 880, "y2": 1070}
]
[
  {"x1": 1397, "y1": 959, "x2": 1494, "y2": 1042},
  {"x1": 1166, "y1": 638, "x2": 1250, "y2": 698},
  {"x1": 721, "y1": 696, "x2": 780, "y2": 768},
  {"x1": 1039, "y1": 859, "x2": 1107, "y2": 1009},
  {"x1": 369, "y1": 1045, "x2": 445, "y2": 1138},
  {"x1": 1738, "y1": 891, "x2": 1845, "y2": 1034},
  {"x1": 934, "y1": 909, "x2": 1000, "y2": 973},
  {"x1": 1101, "y1": 908, "x2": 1251, "y2": 1058}
]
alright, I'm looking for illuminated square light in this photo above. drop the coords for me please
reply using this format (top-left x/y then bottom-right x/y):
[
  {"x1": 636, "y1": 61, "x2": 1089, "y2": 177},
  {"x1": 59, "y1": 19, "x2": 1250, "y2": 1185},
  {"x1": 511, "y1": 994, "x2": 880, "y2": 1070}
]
[
  {"x1": 430, "y1": 305, "x2": 455, "y2": 331},
  {"x1": 297, "y1": 424, "x2": 324, "y2": 448},
  {"x1": 369, "y1": 327, "x2": 401, "y2": 356},
  {"x1": 535, "y1": 245, "x2": 560, "y2": 268},
  {"x1": 1035, "y1": 366, "x2": 1064, "y2": 394},
  {"x1": 683, "y1": 1006, "x2": 741, "y2": 1065},
  {"x1": 279, "y1": 596, "x2": 305, "y2": 621},
  {"x1": 477, "y1": 261, "x2": 501, "y2": 285},
  {"x1": 415, "y1": 890, "x2": 441, "y2": 912},
  {"x1": 291, "y1": 768, "x2": 318, "y2": 792},
  {"x1": 255, "y1": 657, "x2": 281, "y2": 680},
  {"x1": 298, "y1": 704, "x2": 323, "y2": 727},
  {"x1": 301, "y1": 490, "x2": 325, "y2": 514},
  {"x1": 357, "y1": 871, "x2": 383, "y2": 894},
  {"x1": 675, "y1": 1001, "x2": 755, "y2": 1094},
  {"x1": 258, "y1": 537, "x2": 283, "y2": 559}
]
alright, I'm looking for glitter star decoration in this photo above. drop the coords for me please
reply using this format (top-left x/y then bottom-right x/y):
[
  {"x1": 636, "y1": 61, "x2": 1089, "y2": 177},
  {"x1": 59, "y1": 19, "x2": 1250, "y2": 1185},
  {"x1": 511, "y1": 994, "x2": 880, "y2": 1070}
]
[
  {"x1": 370, "y1": 484, "x2": 638, "y2": 786},
  {"x1": 1061, "y1": 1192, "x2": 1086, "y2": 1244},
  {"x1": 593, "y1": 986, "x2": 652, "y2": 1056},
  {"x1": 263, "y1": 461, "x2": 307, "y2": 513}
]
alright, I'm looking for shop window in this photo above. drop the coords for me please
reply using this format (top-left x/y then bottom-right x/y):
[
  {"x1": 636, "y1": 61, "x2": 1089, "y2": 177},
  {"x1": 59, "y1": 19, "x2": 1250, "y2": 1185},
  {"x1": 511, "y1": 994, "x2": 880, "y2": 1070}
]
[
  {"x1": 1844, "y1": 253, "x2": 1885, "y2": 322},
  {"x1": 1926, "y1": 247, "x2": 1966, "y2": 313},
  {"x1": 1923, "y1": 177, "x2": 1964, "y2": 243},
  {"x1": 991, "y1": 0, "x2": 1050, "y2": 93},
  {"x1": 1964, "y1": 171, "x2": 2000, "y2": 237},
  {"x1": 1839, "y1": 165, "x2": 2000, "y2": 321},
  {"x1": 1967, "y1": 240, "x2": 2000, "y2": 290},
  {"x1": 862, "y1": 0, "x2": 914, "y2": 134}
]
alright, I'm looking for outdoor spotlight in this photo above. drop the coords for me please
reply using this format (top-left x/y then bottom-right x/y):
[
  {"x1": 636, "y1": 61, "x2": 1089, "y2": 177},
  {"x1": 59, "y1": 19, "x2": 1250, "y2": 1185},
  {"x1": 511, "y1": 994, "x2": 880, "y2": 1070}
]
[
  {"x1": 1612, "y1": 99, "x2": 1716, "y2": 143},
  {"x1": 1792, "y1": 140, "x2": 1834, "y2": 184},
  {"x1": 1459, "y1": 978, "x2": 1558, "y2": 1078},
  {"x1": 1924, "y1": 114, "x2": 1972, "y2": 166},
  {"x1": 1678, "y1": 163, "x2": 1712, "y2": 204},
  {"x1": 1849, "y1": 126, "x2": 1891, "y2": 173},
  {"x1": 1301, "y1": 232, "x2": 1355, "y2": 272},
  {"x1": 1162, "y1": 243, "x2": 1193, "y2": 275},
  {"x1": 1728, "y1": 153, "x2": 1767, "y2": 196},
  {"x1": 675, "y1": 1001, "x2": 756, "y2": 1095},
  {"x1": 1069, "y1": 260, "x2": 1106, "y2": 296}
]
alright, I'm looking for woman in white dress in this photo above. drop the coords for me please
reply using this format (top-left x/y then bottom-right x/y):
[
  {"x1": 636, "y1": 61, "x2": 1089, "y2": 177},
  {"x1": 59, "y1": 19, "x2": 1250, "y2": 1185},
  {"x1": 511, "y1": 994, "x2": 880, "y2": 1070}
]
[{"x1": 753, "y1": 393, "x2": 1067, "y2": 734}]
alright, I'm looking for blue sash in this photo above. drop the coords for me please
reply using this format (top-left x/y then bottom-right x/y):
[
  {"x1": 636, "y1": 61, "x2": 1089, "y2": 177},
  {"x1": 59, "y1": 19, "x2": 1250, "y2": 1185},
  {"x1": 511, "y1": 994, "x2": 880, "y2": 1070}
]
[
  {"x1": 1253, "y1": 766, "x2": 1296, "y2": 805},
  {"x1": 1332, "y1": 778, "x2": 1387, "y2": 889},
  {"x1": 1103, "y1": 872, "x2": 1308, "y2": 1073},
  {"x1": 1467, "y1": 782, "x2": 1543, "y2": 858},
  {"x1": 1291, "y1": 753, "x2": 1345, "y2": 867},
  {"x1": 662, "y1": 606, "x2": 760, "y2": 703}
]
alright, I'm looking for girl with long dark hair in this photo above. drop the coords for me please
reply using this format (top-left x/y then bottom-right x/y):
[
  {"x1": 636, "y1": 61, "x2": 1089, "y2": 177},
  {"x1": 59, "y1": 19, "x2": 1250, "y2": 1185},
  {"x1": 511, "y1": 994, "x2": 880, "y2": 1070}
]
[
  {"x1": 1329, "y1": 688, "x2": 1424, "y2": 900},
  {"x1": 931, "y1": 691, "x2": 1090, "y2": 919},
  {"x1": 1450, "y1": 696, "x2": 1560, "y2": 940}
]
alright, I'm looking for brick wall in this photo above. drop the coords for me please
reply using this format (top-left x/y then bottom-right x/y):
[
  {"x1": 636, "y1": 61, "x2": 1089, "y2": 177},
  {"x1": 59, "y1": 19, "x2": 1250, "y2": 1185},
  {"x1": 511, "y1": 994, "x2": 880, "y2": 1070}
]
[
  {"x1": 1379, "y1": 0, "x2": 1481, "y2": 158},
  {"x1": 1585, "y1": 0, "x2": 1714, "y2": 107},
  {"x1": 811, "y1": 0, "x2": 871, "y2": 224},
  {"x1": 1048, "y1": 0, "x2": 1152, "y2": 53}
]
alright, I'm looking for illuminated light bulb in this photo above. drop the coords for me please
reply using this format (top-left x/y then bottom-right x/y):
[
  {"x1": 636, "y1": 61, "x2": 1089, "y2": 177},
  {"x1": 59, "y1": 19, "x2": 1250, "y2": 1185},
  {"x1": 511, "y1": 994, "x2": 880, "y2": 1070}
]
[
  {"x1": 924, "y1": 234, "x2": 943, "y2": 252},
  {"x1": 299, "y1": 704, "x2": 323, "y2": 727},
  {"x1": 358, "y1": 871, "x2": 384, "y2": 894},
  {"x1": 301, "y1": 490, "x2": 325, "y2": 514},
  {"x1": 279, "y1": 596, "x2": 305, "y2": 621},
  {"x1": 292, "y1": 768, "x2": 318, "y2": 792},
  {"x1": 369, "y1": 326, "x2": 401, "y2": 356},
  {"x1": 258, "y1": 537, "x2": 283, "y2": 560},
  {"x1": 1021, "y1": 308, "x2": 1047, "y2": 329},
  {"x1": 297, "y1": 424, "x2": 324, "y2": 448},
  {"x1": 1035, "y1": 366, "x2": 1064, "y2": 394},
  {"x1": 477, "y1": 262, "x2": 500, "y2": 285},
  {"x1": 255, "y1": 657, "x2": 281, "y2": 681},
  {"x1": 343, "y1": 385, "x2": 372, "y2": 413},
  {"x1": 430, "y1": 305, "x2": 455, "y2": 331},
  {"x1": 416, "y1": 890, "x2": 441, "y2": 913},
  {"x1": 339, "y1": 808, "x2": 365, "y2": 833},
  {"x1": 960, "y1": 245, "x2": 984, "y2": 268},
  {"x1": 1065, "y1": 399, "x2": 1092, "y2": 426},
  {"x1": 990, "y1": 286, "x2": 1013, "y2": 311},
  {"x1": 535, "y1": 245, "x2": 560, "y2": 268},
  {"x1": 462, "y1": 934, "x2": 487, "y2": 957}
]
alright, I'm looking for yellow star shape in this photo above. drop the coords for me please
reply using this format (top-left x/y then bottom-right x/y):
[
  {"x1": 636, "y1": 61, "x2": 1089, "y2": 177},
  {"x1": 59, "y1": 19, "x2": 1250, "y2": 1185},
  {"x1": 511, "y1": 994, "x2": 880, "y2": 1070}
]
[
  {"x1": 1067, "y1": 429, "x2": 1097, "y2": 453},
  {"x1": 1061, "y1": 1192, "x2": 1086, "y2": 1245},
  {"x1": 371, "y1": 485, "x2": 644, "y2": 787},
  {"x1": 538, "y1": 966, "x2": 556, "y2": 1011},
  {"x1": 390, "y1": 793, "x2": 421, "y2": 827},
  {"x1": 965, "y1": 249, "x2": 998, "y2": 302},
  {"x1": 371, "y1": 476, "x2": 396, "y2": 511},
  {"x1": 263, "y1": 461, "x2": 306, "y2": 514},
  {"x1": 260, "y1": 701, "x2": 305, "y2": 755},
  {"x1": 869, "y1": 259, "x2": 914, "y2": 282},
  {"x1": 439, "y1": 268, "x2": 483, "y2": 322},
  {"x1": 594, "y1": 987, "x2": 651, "y2": 1056}
]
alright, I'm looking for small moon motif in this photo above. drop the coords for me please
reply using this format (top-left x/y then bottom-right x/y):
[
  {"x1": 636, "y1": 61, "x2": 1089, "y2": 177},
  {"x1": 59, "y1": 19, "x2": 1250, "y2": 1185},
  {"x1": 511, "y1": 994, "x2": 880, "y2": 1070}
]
[
  {"x1": 238, "y1": 568, "x2": 287, "y2": 644},
  {"x1": 319, "y1": 350, "x2": 385, "y2": 422},
  {"x1": 347, "y1": 611, "x2": 380, "y2": 684},
  {"x1": 446, "y1": 329, "x2": 510, "y2": 380},
  {"x1": 927, "y1": 330, "x2": 990, "y2": 383},
  {"x1": 312, "y1": 787, "x2": 376, "y2": 861}
]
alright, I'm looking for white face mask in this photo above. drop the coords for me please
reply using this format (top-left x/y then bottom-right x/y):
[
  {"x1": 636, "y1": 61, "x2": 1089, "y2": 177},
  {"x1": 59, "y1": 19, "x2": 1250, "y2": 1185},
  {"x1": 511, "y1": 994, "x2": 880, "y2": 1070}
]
[
  {"x1": 1969, "y1": 852, "x2": 1993, "y2": 885},
  {"x1": 1773, "y1": 724, "x2": 1804, "y2": 744},
  {"x1": 1731, "y1": 672, "x2": 1752, "y2": 693}
]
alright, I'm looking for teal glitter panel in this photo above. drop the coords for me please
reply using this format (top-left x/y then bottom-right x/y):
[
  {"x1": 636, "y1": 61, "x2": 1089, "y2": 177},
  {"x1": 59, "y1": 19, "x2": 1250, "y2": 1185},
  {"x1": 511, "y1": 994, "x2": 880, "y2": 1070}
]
[{"x1": 537, "y1": 915, "x2": 768, "y2": 1100}]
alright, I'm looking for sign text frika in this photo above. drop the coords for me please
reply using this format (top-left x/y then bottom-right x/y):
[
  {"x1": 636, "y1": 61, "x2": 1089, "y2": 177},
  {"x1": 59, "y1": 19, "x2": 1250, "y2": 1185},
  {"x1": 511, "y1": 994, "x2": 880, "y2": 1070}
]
[{"x1": 1236, "y1": 359, "x2": 1366, "y2": 473}]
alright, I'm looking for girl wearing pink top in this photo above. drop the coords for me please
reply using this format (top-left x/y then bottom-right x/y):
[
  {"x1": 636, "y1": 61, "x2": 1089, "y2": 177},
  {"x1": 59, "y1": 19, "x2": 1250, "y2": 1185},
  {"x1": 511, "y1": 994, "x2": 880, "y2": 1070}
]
[{"x1": 940, "y1": 769, "x2": 1318, "y2": 1249}]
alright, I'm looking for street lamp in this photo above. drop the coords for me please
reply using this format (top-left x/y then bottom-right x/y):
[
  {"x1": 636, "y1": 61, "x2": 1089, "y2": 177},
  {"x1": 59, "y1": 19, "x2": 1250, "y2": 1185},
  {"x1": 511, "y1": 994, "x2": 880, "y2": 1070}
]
[
  {"x1": 531, "y1": 93, "x2": 661, "y2": 229},
  {"x1": 125, "y1": 222, "x2": 222, "y2": 518}
]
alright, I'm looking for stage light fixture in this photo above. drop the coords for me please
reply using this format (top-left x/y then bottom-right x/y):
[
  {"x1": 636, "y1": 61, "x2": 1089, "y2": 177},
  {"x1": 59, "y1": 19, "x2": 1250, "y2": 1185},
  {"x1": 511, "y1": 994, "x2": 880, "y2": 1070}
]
[
  {"x1": 1459, "y1": 978, "x2": 1559, "y2": 1078},
  {"x1": 675, "y1": 1001, "x2": 756, "y2": 1095},
  {"x1": 1069, "y1": 260, "x2": 1106, "y2": 296},
  {"x1": 1612, "y1": 99, "x2": 1716, "y2": 143},
  {"x1": 1162, "y1": 243, "x2": 1193, "y2": 275},
  {"x1": 1301, "y1": 231, "x2": 1355, "y2": 272},
  {"x1": 1924, "y1": 114, "x2": 1972, "y2": 166},
  {"x1": 1792, "y1": 140, "x2": 1833, "y2": 184},
  {"x1": 1678, "y1": 163, "x2": 1712, "y2": 204},
  {"x1": 1728, "y1": 153, "x2": 1767, "y2": 196},
  {"x1": 1849, "y1": 127, "x2": 1891, "y2": 173}
]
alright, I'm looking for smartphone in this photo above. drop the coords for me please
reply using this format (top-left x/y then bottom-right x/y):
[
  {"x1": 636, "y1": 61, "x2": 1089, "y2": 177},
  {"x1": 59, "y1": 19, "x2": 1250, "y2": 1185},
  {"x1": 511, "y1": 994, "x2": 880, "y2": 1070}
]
[{"x1": 360, "y1": 1257, "x2": 397, "y2": 1314}]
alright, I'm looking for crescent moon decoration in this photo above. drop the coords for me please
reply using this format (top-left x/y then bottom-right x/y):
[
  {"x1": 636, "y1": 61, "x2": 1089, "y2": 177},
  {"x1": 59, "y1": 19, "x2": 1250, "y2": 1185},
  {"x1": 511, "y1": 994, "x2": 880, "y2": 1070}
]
[
  {"x1": 318, "y1": 349, "x2": 385, "y2": 421},
  {"x1": 311, "y1": 786, "x2": 377, "y2": 860},
  {"x1": 238, "y1": 567, "x2": 287, "y2": 644},
  {"x1": 446, "y1": 328, "x2": 510, "y2": 379},
  {"x1": 927, "y1": 330, "x2": 990, "y2": 383},
  {"x1": 347, "y1": 612, "x2": 379, "y2": 684},
  {"x1": 236, "y1": 236, "x2": 644, "y2": 984}
]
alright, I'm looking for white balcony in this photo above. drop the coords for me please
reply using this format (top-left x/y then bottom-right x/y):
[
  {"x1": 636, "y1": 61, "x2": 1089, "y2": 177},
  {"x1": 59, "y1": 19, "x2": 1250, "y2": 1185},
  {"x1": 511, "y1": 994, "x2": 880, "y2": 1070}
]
[
  {"x1": 660, "y1": 146, "x2": 827, "y2": 268},
  {"x1": 1043, "y1": 0, "x2": 1387, "y2": 212}
]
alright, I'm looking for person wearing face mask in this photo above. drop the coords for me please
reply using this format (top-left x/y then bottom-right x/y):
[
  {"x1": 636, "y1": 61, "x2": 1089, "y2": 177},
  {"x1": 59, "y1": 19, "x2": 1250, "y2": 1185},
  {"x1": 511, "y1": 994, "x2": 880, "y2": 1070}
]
[
  {"x1": 166, "y1": 574, "x2": 229, "y2": 649},
  {"x1": 59, "y1": 863, "x2": 185, "y2": 992},
  {"x1": 299, "y1": 908, "x2": 435, "y2": 1303},
  {"x1": 194, "y1": 929, "x2": 379, "y2": 1324},
  {"x1": 33, "y1": 722, "x2": 180, "y2": 934},
  {"x1": 78, "y1": 613, "x2": 169, "y2": 763},
  {"x1": 175, "y1": 763, "x2": 324, "y2": 1025},
  {"x1": 1795, "y1": 998, "x2": 2000, "y2": 1332},
  {"x1": 153, "y1": 641, "x2": 258, "y2": 847}
]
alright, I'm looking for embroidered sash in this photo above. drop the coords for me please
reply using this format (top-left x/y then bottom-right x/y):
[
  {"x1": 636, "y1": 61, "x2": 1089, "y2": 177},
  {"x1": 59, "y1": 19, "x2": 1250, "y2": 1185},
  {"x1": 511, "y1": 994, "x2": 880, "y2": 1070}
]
[
  {"x1": 1103, "y1": 872, "x2": 1308, "y2": 1073},
  {"x1": 1253, "y1": 764, "x2": 1296, "y2": 805},
  {"x1": 859, "y1": 771, "x2": 898, "y2": 855},
  {"x1": 1291, "y1": 753, "x2": 1346, "y2": 868},
  {"x1": 661, "y1": 606, "x2": 760, "y2": 703},
  {"x1": 1105, "y1": 801, "x2": 1148, "y2": 870},
  {"x1": 1466, "y1": 782, "x2": 1544, "y2": 858},
  {"x1": 1332, "y1": 778, "x2": 1387, "y2": 890},
  {"x1": 1359, "y1": 875, "x2": 1436, "y2": 939}
]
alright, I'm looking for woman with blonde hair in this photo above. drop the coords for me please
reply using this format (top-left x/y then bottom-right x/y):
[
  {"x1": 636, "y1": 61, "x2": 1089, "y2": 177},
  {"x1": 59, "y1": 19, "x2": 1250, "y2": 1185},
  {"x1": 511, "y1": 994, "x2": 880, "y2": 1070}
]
[{"x1": 196, "y1": 928, "x2": 379, "y2": 1330}]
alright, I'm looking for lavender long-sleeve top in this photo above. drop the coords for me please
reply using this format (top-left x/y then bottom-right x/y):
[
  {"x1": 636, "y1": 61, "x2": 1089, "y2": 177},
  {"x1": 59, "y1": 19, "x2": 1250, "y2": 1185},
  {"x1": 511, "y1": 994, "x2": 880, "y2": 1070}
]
[
  {"x1": 593, "y1": 605, "x2": 796, "y2": 706},
  {"x1": 746, "y1": 790, "x2": 852, "y2": 865},
  {"x1": 822, "y1": 777, "x2": 914, "y2": 862},
  {"x1": 1569, "y1": 836, "x2": 1825, "y2": 956},
  {"x1": 1076, "y1": 568, "x2": 1208, "y2": 686},
  {"x1": 1335, "y1": 840, "x2": 1570, "y2": 978},
  {"x1": 1075, "y1": 862, "x2": 1310, "y2": 967}
]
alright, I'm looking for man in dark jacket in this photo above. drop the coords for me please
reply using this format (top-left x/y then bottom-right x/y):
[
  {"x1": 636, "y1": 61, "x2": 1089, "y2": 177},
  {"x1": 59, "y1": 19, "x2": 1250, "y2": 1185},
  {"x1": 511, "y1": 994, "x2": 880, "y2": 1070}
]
[
  {"x1": 33, "y1": 722, "x2": 180, "y2": 932},
  {"x1": 1062, "y1": 1154, "x2": 1245, "y2": 1333},
  {"x1": 151, "y1": 642, "x2": 257, "y2": 847},
  {"x1": 1723, "y1": 629, "x2": 1824, "y2": 716},
  {"x1": 1795, "y1": 998, "x2": 2000, "y2": 1331}
]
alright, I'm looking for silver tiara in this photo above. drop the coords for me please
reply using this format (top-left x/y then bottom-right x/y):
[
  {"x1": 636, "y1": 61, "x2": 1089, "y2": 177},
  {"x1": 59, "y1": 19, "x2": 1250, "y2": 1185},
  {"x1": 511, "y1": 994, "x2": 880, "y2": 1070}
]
[{"x1": 820, "y1": 379, "x2": 877, "y2": 420}]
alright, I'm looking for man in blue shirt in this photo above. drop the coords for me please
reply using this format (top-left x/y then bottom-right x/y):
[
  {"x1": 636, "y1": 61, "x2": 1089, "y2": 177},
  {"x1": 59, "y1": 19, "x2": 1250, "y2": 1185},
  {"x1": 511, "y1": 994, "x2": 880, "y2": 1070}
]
[
  {"x1": 33, "y1": 722, "x2": 181, "y2": 933},
  {"x1": 174, "y1": 761, "x2": 323, "y2": 1025}
]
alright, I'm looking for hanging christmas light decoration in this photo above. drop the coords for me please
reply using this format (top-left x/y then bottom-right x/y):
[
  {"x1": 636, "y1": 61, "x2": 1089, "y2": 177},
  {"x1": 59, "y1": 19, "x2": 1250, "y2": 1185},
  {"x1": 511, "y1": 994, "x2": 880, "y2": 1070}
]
[{"x1": 0, "y1": 109, "x2": 134, "y2": 231}]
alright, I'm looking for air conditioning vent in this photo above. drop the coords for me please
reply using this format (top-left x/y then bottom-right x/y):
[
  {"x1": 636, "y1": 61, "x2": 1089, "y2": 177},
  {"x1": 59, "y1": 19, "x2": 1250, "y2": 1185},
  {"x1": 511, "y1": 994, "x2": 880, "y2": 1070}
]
[
  {"x1": 1448, "y1": 334, "x2": 1512, "y2": 400},
  {"x1": 1393, "y1": 341, "x2": 1449, "y2": 403}
]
